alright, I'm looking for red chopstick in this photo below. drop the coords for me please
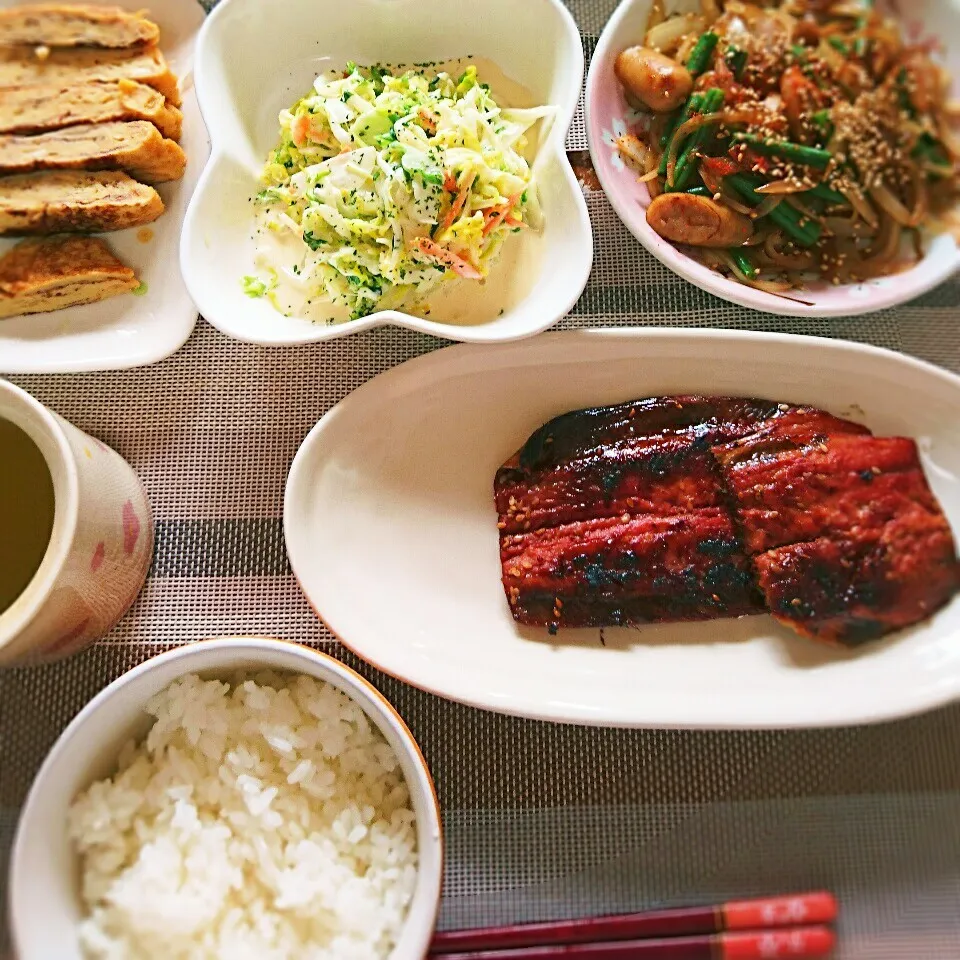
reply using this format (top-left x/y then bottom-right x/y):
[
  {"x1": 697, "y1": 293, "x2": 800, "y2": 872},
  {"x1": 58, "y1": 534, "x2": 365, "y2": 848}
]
[
  {"x1": 430, "y1": 893, "x2": 838, "y2": 953},
  {"x1": 429, "y1": 926, "x2": 836, "y2": 960}
]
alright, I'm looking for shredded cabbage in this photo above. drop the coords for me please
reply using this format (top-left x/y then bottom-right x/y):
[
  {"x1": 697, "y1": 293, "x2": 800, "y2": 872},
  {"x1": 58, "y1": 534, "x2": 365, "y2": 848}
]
[{"x1": 247, "y1": 62, "x2": 552, "y2": 321}]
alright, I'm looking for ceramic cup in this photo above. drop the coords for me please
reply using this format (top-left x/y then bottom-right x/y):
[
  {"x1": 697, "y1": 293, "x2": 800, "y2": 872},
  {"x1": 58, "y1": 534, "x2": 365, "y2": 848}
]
[{"x1": 0, "y1": 380, "x2": 153, "y2": 666}]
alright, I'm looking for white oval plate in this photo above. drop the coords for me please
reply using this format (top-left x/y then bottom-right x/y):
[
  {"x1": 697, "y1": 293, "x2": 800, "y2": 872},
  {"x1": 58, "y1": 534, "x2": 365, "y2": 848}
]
[
  {"x1": 285, "y1": 329, "x2": 960, "y2": 729},
  {"x1": 0, "y1": 0, "x2": 209, "y2": 373}
]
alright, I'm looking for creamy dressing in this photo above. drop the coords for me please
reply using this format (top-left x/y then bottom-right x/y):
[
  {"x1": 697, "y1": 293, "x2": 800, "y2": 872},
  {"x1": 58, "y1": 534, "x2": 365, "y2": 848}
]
[
  {"x1": 251, "y1": 226, "x2": 353, "y2": 325},
  {"x1": 408, "y1": 226, "x2": 544, "y2": 326},
  {"x1": 249, "y1": 56, "x2": 547, "y2": 328}
]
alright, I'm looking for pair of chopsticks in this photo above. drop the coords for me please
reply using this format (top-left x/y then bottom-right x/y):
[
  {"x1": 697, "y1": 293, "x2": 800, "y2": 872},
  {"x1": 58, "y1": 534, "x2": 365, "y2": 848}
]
[{"x1": 429, "y1": 892, "x2": 838, "y2": 959}]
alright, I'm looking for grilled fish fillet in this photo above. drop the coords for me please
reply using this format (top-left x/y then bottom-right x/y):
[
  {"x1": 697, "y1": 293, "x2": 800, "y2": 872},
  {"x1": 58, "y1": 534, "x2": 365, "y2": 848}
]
[
  {"x1": 501, "y1": 510, "x2": 763, "y2": 628},
  {"x1": 495, "y1": 396, "x2": 780, "y2": 630},
  {"x1": 0, "y1": 120, "x2": 186, "y2": 182},
  {"x1": 0, "y1": 170, "x2": 163, "y2": 233},
  {"x1": 713, "y1": 419, "x2": 960, "y2": 645},
  {"x1": 0, "y1": 5, "x2": 159, "y2": 48},
  {"x1": 0, "y1": 234, "x2": 137, "y2": 317},
  {"x1": 0, "y1": 45, "x2": 180, "y2": 105},
  {"x1": 496, "y1": 395, "x2": 960, "y2": 644},
  {"x1": 0, "y1": 79, "x2": 182, "y2": 139}
]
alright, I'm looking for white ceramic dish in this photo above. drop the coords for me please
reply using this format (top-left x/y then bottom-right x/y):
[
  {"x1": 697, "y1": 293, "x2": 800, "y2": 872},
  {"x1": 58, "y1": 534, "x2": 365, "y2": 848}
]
[
  {"x1": 585, "y1": 0, "x2": 960, "y2": 317},
  {"x1": 285, "y1": 329, "x2": 960, "y2": 729},
  {"x1": 180, "y1": 0, "x2": 592, "y2": 345},
  {"x1": 0, "y1": 0, "x2": 209, "y2": 374},
  {"x1": 9, "y1": 636, "x2": 443, "y2": 960}
]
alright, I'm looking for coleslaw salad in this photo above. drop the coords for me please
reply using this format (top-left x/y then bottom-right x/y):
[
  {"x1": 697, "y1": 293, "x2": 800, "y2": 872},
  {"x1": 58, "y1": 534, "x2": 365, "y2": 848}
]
[{"x1": 245, "y1": 61, "x2": 554, "y2": 321}]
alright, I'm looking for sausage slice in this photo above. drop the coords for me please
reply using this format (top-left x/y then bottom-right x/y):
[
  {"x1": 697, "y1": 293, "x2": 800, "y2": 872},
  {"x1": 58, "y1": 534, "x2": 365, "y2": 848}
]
[{"x1": 646, "y1": 193, "x2": 753, "y2": 247}]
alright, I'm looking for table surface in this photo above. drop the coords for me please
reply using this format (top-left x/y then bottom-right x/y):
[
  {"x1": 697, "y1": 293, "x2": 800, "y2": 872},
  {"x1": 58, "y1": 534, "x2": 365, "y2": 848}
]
[{"x1": 3, "y1": 1, "x2": 960, "y2": 957}]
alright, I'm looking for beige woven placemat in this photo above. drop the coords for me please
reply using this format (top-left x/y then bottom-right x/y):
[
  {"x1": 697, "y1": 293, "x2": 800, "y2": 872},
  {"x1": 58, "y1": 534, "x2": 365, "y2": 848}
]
[{"x1": 3, "y1": 2, "x2": 960, "y2": 956}]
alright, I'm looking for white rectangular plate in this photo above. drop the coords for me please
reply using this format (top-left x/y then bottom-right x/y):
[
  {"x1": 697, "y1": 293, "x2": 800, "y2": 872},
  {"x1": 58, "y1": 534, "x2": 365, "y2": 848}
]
[
  {"x1": 284, "y1": 329, "x2": 960, "y2": 729},
  {"x1": 0, "y1": 0, "x2": 208, "y2": 373}
]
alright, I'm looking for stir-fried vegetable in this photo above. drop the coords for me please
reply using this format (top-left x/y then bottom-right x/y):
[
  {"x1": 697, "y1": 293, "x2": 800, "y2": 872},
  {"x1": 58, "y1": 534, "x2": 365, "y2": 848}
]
[
  {"x1": 727, "y1": 173, "x2": 822, "y2": 247},
  {"x1": 733, "y1": 134, "x2": 833, "y2": 171},
  {"x1": 730, "y1": 248, "x2": 759, "y2": 279},
  {"x1": 686, "y1": 31, "x2": 719, "y2": 75},
  {"x1": 672, "y1": 88, "x2": 725, "y2": 190},
  {"x1": 611, "y1": 0, "x2": 960, "y2": 293},
  {"x1": 659, "y1": 92, "x2": 704, "y2": 178}
]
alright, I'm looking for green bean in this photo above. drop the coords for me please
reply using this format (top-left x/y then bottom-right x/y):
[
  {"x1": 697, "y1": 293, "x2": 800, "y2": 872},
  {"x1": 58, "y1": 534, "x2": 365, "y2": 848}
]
[
  {"x1": 913, "y1": 135, "x2": 952, "y2": 177},
  {"x1": 765, "y1": 204, "x2": 821, "y2": 248},
  {"x1": 914, "y1": 132, "x2": 948, "y2": 163},
  {"x1": 828, "y1": 36, "x2": 849, "y2": 54},
  {"x1": 810, "y1": 109, "x2": 833, "y2": 145},
  {"x1": 658, "y1": 92, "x2": 704, "y2": 177},
  {"x1": 725, "y1": 46, "x2": 747, "y2": 79},
  {"x1": 687, "y1": 185, "x2": 712, "y2": 196},
  {"x1": 727, "y1": 173, "x2": 822, "y2": 247},
  {"x1": 734, "y1": 133, "x2": 832, "y2": 170},
  {"x1": 686, "y1": 32, "x2": 719, "y2": 76},
  {"x1": 730, "y1": 249, "x2": 758, "y2": 279},
  {"x1": 805, "y1": 182, "x2": 847, "y2": 205},
  {"x1": 896, "y1": 67, "x2": 916, "y2": 118},
  {"x1": 672, "y1": 88, "x2": 724, "y2": 190},
  {"x1": 658, "y1": 111, "x2": 681, "y2": 150}
]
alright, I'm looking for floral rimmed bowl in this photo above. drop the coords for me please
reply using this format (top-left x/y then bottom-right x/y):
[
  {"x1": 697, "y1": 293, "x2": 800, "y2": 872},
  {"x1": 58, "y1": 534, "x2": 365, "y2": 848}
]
[
  {"x1": 180, "y1": 0, "x2": 593, "y2": 344},
  {"x1": 585, "y1": 0, "x2": 960, "y2": 317}
]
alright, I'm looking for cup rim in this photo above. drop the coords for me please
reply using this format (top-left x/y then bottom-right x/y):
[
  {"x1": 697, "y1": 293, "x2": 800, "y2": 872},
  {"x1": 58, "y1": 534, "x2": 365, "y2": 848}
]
[{"x1": 0, "y1": 379, "x2": 80, "y2": 653}]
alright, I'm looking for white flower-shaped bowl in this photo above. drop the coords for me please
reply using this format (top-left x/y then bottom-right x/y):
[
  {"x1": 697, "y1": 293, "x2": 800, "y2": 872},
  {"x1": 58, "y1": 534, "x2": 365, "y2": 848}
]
[
  {"x1": 180, "y1": 0, "x2": 592, "y2": 344},
  {"x1": 586, "y1": 0, "x2": 960, "y2": 317},
  {"x1": 10, "y1": 637, "x2": 443, "y2": 960}
]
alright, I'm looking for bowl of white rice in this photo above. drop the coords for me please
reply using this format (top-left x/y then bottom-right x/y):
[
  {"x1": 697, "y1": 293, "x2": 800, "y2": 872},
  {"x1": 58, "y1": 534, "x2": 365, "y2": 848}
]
[{"x1": 9, "y1": 636, "x2": 442, "y2": 960}]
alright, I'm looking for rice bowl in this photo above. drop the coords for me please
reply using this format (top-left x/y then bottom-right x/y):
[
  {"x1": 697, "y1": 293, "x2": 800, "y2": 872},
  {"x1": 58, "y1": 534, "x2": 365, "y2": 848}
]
[{"x1": 10, "y1": 638, "x2": 442, "y2": 960}]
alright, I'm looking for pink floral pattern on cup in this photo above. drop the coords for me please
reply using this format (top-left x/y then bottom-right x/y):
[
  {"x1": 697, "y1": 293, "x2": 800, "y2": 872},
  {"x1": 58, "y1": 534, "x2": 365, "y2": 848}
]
[
  {"x1": 45, "y1": 617, "x2": 92, "y2": 657},
  {"x1": 122, "y1": 500, "x2": 141, "y2": 555}
]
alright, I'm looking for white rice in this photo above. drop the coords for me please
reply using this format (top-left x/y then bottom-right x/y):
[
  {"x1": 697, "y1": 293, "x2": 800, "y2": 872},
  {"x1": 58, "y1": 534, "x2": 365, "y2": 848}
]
[{"x1": 67, "y1": 672, "x2": 419, "y2": 960}]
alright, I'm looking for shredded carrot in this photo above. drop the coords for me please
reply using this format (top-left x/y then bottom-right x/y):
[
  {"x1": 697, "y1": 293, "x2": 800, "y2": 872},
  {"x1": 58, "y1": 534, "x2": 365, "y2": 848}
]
[
  {"x1": 292, "y1": 113, "x2": 311, "y2": 148},
  {"x1": 437, "y1": 172, "x2": 477, "y2": 235},
  {"x1": 482, "y1": 193, "x2": 521, "y2": 236},
  {"x1": 418, "y1": 108, "x2": 438, "y2": 134},
  {"x1": 411, "y1": 237, "x2": 482, "y2": 279}
]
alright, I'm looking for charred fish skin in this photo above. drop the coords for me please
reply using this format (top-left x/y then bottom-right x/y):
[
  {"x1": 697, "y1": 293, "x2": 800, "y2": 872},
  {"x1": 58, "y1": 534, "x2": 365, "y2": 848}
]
[
  {"x1": 495, "y1": 396, "x2": 778, "y2": 632},
  {"x1": 502, "y1": 511, "x2": 764, "y2": 629},
  {"x1": 497, "y1": 395, "x2": 960, "y2": 645},
  {"x1": 713, "y1": 432, "x2": 917, "y2": 555},
  {"x1": 506, "y1": 395, "x2": 786, "y2": 475},
  {"x1": 495, "y1": 434, "x2": 726, "y2": 536},
  {"x1": 713, "y1": 420, "x2": 960, "y2": 646},
  {"x1": 496, "y1": 395, "x2": 798, "y2": 537},
  {"x1": 755, "y1": 519, "x2": 960, "y2": 645}
]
